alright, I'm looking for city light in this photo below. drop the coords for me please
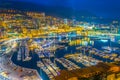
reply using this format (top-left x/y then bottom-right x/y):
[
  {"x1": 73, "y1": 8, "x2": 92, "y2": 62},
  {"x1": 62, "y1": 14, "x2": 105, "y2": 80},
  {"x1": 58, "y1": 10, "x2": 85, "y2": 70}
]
[{"x1": 0, "y1": 1, "x2": 120, "y2": 80}]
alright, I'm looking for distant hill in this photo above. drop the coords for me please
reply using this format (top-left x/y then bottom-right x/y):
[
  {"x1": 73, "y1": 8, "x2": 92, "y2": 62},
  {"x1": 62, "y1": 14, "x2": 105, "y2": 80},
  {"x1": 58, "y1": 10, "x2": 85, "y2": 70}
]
[
  {"x1": 0, "y1": 1, "x2": 96, "y2": 18},
  {"x1": 0, "y1": 1, "x2": 118, "y2": 24}
]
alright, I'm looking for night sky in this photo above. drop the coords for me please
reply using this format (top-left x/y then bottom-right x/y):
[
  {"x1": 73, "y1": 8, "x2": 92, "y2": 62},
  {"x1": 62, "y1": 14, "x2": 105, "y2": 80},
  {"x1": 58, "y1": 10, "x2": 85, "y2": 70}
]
[{"x1": 0, "y1": 0, "x2": 120, "y2": 19}]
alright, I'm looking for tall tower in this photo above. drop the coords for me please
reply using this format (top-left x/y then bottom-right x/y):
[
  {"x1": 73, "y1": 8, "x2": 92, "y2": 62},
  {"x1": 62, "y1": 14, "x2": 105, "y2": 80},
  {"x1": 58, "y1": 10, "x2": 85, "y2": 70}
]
[
  {"x1": 64, "y1": 19, "x2": 68, "y2": 25},
  {"x1": 72, "y1": 18, "x2": 76, "y2": 26}
]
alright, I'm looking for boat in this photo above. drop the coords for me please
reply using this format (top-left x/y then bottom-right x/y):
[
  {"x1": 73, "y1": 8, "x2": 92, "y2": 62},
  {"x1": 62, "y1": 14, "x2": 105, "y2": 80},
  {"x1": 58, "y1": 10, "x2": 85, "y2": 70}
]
[
  {"x1": 57, "y1": 45, "x2": 65, "y2": 49},
  {"x1": 58, "y1": 40, "x2": 69, "y2": 45}
]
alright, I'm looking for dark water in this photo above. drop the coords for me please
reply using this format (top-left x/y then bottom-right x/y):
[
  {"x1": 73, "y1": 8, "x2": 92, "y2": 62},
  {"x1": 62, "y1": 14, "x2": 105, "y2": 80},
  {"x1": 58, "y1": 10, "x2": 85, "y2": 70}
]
[{"x1": 11, "y1": 38, "x2": 120, "y2": 80}]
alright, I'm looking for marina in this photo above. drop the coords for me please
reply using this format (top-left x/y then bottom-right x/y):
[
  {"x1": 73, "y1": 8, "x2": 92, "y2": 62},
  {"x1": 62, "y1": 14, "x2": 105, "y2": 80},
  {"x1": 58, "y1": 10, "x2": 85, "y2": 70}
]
[{"x1": 0, "y1": 5, "x2": 120, "y2": 80}]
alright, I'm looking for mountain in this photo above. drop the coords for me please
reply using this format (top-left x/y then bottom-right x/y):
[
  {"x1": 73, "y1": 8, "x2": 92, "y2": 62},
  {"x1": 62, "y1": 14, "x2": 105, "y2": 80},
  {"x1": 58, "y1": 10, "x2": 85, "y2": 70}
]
[
  {"x1": 0, "y1": 1, "x2": 96, "y2": 18},
  {"x1": 0, "y1": 1, "x2": 118, "y2": 24}
]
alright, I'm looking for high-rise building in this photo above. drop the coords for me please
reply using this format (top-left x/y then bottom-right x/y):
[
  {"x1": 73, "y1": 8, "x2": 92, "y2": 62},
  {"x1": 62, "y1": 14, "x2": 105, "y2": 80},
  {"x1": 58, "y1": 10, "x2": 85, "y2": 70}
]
[
  {"x1": 72, "y1": 18, "x2": 76, "y2": 26},
  {"x1": 64, "y1": 18, "x2": 68, "y2": 24}
]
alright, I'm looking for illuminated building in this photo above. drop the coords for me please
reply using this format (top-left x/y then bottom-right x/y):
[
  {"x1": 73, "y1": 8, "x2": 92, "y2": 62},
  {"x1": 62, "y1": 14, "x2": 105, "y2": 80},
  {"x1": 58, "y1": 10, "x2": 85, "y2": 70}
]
[{"x1": 64, "y1": 18, "x2": 68, "y2": 24}]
